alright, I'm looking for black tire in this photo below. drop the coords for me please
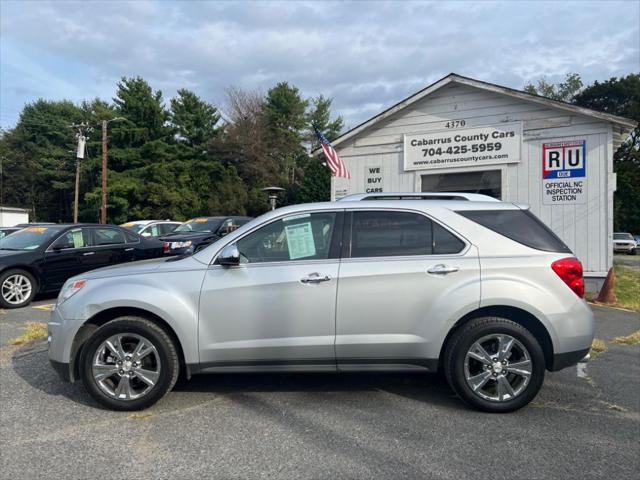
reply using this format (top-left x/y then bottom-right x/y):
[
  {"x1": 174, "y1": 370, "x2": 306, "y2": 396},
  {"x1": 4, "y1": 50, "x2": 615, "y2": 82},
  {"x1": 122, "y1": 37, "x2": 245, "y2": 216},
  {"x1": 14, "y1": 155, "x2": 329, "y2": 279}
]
[
  {"x1": 80, "y1": 316, "x2": 180, "y2": 411},
  {"x1": 0, "y1": 269, "x2": 37, "y2": 309},
  {"x1": 444, "y1": 317, "x2": 545, "y2": 413}
]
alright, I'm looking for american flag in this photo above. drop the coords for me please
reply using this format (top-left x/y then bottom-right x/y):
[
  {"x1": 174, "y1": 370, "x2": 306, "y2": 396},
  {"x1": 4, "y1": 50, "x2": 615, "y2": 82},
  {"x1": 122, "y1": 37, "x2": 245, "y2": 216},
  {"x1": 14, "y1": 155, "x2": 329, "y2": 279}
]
[{"x1": 315, "y1": 128, "x2": 350, "y2": 179}]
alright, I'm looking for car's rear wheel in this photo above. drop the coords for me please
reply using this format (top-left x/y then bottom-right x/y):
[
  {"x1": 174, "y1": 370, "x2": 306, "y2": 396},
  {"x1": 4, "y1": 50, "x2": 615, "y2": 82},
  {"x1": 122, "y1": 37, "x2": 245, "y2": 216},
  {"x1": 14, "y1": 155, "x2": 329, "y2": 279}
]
[
  {"x1": 0, "y1": 269, "x2": 37, "y2": 309},
  {"x1": 444, "y1": 317, "x2": 545, "y2": 413},
  {"x1": 80, "y1": 317, "x2": 179, "y2": 410}
]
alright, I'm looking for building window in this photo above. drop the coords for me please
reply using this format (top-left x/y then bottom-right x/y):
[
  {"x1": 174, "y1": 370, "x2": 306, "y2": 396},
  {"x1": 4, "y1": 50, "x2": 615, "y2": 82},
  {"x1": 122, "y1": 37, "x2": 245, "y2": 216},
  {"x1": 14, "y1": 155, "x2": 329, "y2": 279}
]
[{"x1": 421, "y1": 170, "x2": 501, "y2": 199}]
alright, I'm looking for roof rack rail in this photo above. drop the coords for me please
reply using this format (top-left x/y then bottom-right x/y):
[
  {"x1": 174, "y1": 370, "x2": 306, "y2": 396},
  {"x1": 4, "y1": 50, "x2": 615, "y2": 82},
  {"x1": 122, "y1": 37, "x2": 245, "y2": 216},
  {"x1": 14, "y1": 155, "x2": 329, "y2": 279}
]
[{"x1": 336, "y1": 192, "x2": 500, "y2": 202}]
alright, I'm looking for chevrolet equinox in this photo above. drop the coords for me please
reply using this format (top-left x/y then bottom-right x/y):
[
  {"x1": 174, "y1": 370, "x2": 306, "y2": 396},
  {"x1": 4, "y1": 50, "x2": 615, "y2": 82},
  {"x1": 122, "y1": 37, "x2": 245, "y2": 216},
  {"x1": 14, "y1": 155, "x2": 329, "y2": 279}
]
[{"x1": 48, "y1": 196, "x2": 594, "y2": 412}]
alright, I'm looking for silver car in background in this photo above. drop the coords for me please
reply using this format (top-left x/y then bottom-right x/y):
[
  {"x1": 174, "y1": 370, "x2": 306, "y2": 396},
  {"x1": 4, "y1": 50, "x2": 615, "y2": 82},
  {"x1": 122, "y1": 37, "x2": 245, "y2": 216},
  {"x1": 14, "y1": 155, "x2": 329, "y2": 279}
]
[
  {"x1": 48, "y1": 196, "x2": 594, "y2": 412},
  {"x1": 613, "y1": 232, "x2": 637, "y2": 255}
]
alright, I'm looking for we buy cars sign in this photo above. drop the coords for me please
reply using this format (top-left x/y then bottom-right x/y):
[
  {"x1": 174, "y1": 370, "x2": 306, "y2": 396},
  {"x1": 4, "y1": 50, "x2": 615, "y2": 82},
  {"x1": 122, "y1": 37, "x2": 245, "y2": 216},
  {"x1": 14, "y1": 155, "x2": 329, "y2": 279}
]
[{"x1": 542, "y1": 140, "x2": 587, "y2": 205}]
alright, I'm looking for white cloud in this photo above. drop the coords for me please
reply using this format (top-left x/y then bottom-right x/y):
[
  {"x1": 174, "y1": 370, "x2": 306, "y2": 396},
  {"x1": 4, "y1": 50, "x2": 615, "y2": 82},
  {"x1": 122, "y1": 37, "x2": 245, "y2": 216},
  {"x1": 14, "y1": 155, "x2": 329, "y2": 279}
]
[{"x1": 1, "y1": 0, "x2": 638, "y2": 129}]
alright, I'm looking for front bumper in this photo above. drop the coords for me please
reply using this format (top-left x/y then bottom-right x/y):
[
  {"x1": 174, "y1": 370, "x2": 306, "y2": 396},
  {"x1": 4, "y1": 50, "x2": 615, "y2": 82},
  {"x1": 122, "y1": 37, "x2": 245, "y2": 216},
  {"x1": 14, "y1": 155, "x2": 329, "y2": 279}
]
[
  {"x1": 50, "y1": 359, "x2": 72, "y2": 382},
  {"x1": 48, "y1": 304, "x2": 83, "y2": 383}
]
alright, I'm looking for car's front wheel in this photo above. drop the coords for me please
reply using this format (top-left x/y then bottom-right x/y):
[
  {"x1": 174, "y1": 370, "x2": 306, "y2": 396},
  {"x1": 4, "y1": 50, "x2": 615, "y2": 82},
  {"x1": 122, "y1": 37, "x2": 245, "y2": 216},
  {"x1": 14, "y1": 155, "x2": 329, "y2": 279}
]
[
  {"x1": 444, "y1": 317, "x2": 545, "y2": 413},
  {"x1": 80, "y1": 317, "x2": 180, "y2": 410},
  {"x1": 0, "y1": 269, "x2": 37, "y2": 309}
]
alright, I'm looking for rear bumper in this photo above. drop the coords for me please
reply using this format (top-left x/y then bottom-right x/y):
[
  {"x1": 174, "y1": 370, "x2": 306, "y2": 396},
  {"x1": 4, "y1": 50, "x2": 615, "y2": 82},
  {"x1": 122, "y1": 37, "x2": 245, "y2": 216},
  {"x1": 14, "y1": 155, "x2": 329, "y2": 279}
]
[{"x1": 550, "y1": 347, "x2": 590, "y2": 371}]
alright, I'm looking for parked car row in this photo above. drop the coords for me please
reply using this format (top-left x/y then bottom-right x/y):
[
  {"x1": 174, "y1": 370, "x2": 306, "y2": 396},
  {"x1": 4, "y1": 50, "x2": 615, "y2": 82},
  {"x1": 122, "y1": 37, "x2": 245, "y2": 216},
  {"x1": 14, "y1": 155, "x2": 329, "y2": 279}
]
[{"x1": 0, "y1": 216, "x2": 253, "y2": 309}]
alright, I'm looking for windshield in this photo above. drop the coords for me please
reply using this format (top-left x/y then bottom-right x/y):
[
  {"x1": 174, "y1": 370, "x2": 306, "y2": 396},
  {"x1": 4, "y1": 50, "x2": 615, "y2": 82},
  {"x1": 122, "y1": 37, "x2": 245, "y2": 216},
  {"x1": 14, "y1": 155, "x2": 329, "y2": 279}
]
[
  {"x1": 175, "y1": 218, "x2": 222, "y2": 233},
  {"x1": 0, "y1": 226, "x2": 63, "y2": 251},
  {"x1": 614, "y1": 233, "x2": 633, "y2": 240},
  {"x1": 120, "y1": 222, "x2": 145, "y2": 233}
]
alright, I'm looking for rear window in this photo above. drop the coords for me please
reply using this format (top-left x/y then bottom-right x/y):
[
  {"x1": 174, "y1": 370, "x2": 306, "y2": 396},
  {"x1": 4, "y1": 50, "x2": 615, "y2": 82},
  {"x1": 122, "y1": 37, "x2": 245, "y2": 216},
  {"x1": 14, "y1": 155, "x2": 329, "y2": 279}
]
[
  {"x1": 458, "y1": 209, "x2": 571, "y2": 253},
  {"x1": 350, "y1": 211, "x2": 465, "y2": 257}
]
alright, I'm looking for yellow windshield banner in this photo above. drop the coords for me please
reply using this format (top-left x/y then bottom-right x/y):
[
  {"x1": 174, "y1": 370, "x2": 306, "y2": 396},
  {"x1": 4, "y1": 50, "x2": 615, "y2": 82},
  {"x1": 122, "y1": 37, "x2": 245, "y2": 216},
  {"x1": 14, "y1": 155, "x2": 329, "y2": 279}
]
[{"x1": 24, "y1": 227, "x2": 48, "y2": 233}]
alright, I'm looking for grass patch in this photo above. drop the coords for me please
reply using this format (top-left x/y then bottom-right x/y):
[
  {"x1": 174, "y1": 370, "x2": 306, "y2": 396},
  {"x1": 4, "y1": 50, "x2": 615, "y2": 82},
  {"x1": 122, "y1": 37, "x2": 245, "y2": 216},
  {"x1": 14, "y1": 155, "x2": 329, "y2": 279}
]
[
  {"x1": 606, "y1": 403, "x2": 628, "y2": 412},
  {"x1": 613, "y1": 265, "x2": 640, "y2": 311},
  {"x1": 9, "y1": 322, "x2": 48, "y2": 345},
  {"x1": 611, "y1": 330, "x2": 640, "y2": 346},
  {"x1": 590, "y1": 338, "x2": 607, "y2": 359},
  {"x1": 128, "y1": 412, "x2": 154, "y2": 420}
]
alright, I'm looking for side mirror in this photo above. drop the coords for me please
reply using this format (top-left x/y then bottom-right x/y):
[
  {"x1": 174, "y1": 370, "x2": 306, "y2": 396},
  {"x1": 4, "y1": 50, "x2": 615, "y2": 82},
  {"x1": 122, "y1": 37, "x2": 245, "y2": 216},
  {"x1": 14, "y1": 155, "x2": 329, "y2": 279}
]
[
  {"x1": 141, "y1": 232, "x2": 151, "y2": 237},
  {"x1": 218, "y1": 243, "x2": 240, "y2": 266}
]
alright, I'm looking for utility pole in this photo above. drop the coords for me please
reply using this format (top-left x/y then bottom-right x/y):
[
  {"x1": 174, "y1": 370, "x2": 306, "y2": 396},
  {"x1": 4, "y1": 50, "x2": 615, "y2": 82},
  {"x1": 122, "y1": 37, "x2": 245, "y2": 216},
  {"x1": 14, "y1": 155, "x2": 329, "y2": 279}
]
[
  {"x1": 74, "y1": 159, "x2": 81, "y2": 223},
  {"x1": 101, "y1": 120, "x2": 107, "y2": 224},
  {"x1": 71, "y1": 123, "x2": 92, "y2": 223},
  {"x1": 100, "y1": 117, "x2": 125, "y2": 224}
]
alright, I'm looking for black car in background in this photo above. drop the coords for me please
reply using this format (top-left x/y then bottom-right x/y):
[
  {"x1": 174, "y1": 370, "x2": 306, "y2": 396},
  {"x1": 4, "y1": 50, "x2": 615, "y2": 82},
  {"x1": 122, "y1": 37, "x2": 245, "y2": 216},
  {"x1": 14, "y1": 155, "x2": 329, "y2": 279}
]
[
  {"x1": 0, "y1": 227, "x2": 21, "y2": 239},
  {"x1": 159, "y1": 216, "x2": 253, "y2": 255},
  {"x1": 0, "y1": 224, "x2": 164, "y2": 308},
  {"x1": 0, "y1": 223, "x2": 55, "y2": 240}
]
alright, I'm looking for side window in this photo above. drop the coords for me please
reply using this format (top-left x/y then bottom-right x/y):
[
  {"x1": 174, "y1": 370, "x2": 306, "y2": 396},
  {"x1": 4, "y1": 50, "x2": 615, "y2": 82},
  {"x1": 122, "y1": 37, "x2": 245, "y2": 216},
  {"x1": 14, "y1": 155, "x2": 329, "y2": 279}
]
[
  {"x1": 432, "y1": 222, "x2": 465, "y2": 254},
  {"x1": 144, "y1": 225, "x2": 160, "y2": 237},
  {"x1": 351, "y1": 211, "x2": 433, "y2": 258},
  {"x1": 51, "y1": 228, "x2": 91, "y2": 250},
  {"x1": 125, "y1": 231, "x2": 140, "y2": 243},
  {"x1": 236, "y1": 212, "x2": 337, "y2": 263},
  {"x1": 160, "y1": 223, "x2": 178, "y2": 235},
  {"x1": 93, "y1": 228, "x2": 126, "y2": 246}
]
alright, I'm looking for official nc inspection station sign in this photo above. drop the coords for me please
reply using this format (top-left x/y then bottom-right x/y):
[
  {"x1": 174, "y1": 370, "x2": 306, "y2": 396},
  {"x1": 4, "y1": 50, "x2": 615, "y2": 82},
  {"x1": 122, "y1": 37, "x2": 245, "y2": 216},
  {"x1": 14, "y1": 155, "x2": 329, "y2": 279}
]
[
  {"x1": 542, "y1": 139, "x2": 587, "y2": 205},
  {"x1": 403, "y1": 123, "x2": 521, "y2": 171}
]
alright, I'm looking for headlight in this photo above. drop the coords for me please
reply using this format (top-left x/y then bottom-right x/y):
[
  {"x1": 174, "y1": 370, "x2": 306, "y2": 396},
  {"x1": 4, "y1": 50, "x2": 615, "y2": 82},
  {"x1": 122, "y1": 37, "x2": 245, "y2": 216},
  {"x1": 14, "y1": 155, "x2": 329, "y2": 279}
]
[{"x1": 57, "y1": 279, "x2": 87, "y2": 305}]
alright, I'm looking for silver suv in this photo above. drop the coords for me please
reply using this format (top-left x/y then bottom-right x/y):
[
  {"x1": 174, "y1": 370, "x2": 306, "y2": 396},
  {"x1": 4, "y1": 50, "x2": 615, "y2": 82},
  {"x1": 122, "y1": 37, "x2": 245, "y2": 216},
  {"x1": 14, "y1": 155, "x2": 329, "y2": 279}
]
[{"x1": 48, "y1": 197, "x2": 594, "y2": 412}]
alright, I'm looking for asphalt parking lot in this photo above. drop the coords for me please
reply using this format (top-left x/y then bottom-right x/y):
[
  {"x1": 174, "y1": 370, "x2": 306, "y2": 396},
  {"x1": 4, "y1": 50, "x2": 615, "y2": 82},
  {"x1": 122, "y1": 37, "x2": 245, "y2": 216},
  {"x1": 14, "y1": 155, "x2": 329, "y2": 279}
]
[{"x1": 0, "y1": 301, "x2": 638, "y2": 479}]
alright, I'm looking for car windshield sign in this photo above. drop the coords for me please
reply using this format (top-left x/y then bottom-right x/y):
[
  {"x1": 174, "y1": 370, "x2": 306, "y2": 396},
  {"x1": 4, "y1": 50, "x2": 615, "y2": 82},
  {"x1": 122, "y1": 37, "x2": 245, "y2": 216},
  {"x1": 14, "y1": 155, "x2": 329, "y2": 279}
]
[
  {"x1": 175, "y1": 218, "x2": 222, "y2": 233},
  {"x1": 120, "y1": 222, "x2": 145, "y2": 233},
  {"x1": 0, "y1": 226, "x2": 62, "y2": 250}
]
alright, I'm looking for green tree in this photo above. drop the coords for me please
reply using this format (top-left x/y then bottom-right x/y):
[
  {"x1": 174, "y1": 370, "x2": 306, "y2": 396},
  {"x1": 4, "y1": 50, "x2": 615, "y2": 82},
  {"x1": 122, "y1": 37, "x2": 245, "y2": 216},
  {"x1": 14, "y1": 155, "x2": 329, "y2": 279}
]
[
  {"x1": 0, "y1": 99, "x2": 84, "y2": 221},
  {"x1": 573, "y1": 74, "x2": 640, "y2": 232},
  {"x1": 307, "y1": 94, "x2": 344, "y2": 147},
  {"x1": 170, "y1": 89, "x2": 221, "y2": 150},
  {"x1": 264, "y1": 82, "x2": 309, "y2": 188},
  {"x1": 524, "y1": 73, "x2": 583, "y2": 102},
  {"x1": 296, "y1": 158, "x2": 331, "y2": 203}
]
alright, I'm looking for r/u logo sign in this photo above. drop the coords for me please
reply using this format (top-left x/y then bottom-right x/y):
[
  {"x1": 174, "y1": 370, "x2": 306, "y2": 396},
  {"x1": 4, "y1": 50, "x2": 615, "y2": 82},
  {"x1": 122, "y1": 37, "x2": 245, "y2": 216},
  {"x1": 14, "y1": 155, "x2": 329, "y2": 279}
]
[{"x1": 542, "y1": 140, "x2": 586, "y2": 179}]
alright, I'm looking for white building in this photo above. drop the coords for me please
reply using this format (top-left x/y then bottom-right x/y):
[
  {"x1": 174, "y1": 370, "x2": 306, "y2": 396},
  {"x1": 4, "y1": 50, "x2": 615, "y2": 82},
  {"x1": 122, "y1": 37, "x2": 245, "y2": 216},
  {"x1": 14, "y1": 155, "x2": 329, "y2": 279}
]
[
  {"x1": 0, "y1": 206, "x2": 29, "y2": 227},
  {"x1": 325, "y1": 74, "x2": 636, "y2": 291}
]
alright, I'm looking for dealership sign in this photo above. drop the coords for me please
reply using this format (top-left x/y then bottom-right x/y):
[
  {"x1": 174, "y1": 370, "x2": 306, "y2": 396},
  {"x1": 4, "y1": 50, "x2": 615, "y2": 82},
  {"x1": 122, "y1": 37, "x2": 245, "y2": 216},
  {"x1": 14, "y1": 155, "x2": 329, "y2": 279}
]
[
  {"x1": 542, "y1": 140, "x2": 587, "y2": 205},
  {"x1": 404, "y1": 123, "x2": 521, "y2": 171},
  {"x1": 364, "y1": 164, "x2": 384, "y2": 193}
]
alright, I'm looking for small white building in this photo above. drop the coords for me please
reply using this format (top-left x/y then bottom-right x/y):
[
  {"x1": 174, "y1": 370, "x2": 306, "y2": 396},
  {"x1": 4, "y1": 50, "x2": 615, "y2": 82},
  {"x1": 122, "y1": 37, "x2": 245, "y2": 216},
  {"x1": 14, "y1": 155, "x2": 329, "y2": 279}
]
[
  {"x1": 325, "y1": 74, "x2": 636, "y2": 291},
  {"x1": 0, "y1": 206, "x2": 29, "y2": 227}
]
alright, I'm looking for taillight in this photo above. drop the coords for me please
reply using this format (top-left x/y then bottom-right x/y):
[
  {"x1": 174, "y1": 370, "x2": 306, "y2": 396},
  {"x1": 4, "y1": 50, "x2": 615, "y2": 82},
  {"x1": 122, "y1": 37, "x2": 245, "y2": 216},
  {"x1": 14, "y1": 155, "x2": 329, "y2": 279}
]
[
  {"x1": 163, "y1": 242, "x2": 170, "y2": 254},
  {"x1": 551, "y1": 257, "x2": 584, "y2": 298}
]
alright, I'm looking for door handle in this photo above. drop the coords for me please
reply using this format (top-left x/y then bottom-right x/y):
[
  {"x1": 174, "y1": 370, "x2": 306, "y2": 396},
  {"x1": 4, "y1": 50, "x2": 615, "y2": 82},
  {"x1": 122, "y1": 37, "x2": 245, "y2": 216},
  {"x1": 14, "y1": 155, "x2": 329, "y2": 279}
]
[
  {"x1": 427, "y1": 264, "x2": 459, "y2": 275},
  {"x1": 82, "y1": 251, "x2": 95, "y2": 256},
  {"x1": 300, "y1": 273, "x2": 331, "y2": 284}
]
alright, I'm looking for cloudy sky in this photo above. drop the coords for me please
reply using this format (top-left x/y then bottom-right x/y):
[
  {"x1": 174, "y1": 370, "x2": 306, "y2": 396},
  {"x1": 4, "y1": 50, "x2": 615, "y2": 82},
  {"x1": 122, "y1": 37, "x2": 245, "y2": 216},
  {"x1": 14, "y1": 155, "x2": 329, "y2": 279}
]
[{"x1": 1, "y1": 0, "x2": 638, "y2": 130}]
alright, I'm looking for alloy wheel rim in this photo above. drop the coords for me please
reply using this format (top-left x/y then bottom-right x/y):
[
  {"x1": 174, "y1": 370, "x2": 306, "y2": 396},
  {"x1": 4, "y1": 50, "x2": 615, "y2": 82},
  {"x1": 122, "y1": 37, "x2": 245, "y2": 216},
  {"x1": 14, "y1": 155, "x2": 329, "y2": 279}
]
[
  {"x1": 92, "y1": 333, "x2": 161, "y2": 401},
  {"x1": 1, "y1": 274, "x2": 32, "y2": 305},
  {"x1": 464, "y1": 333, "x2": 532, "y2": 402}
]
